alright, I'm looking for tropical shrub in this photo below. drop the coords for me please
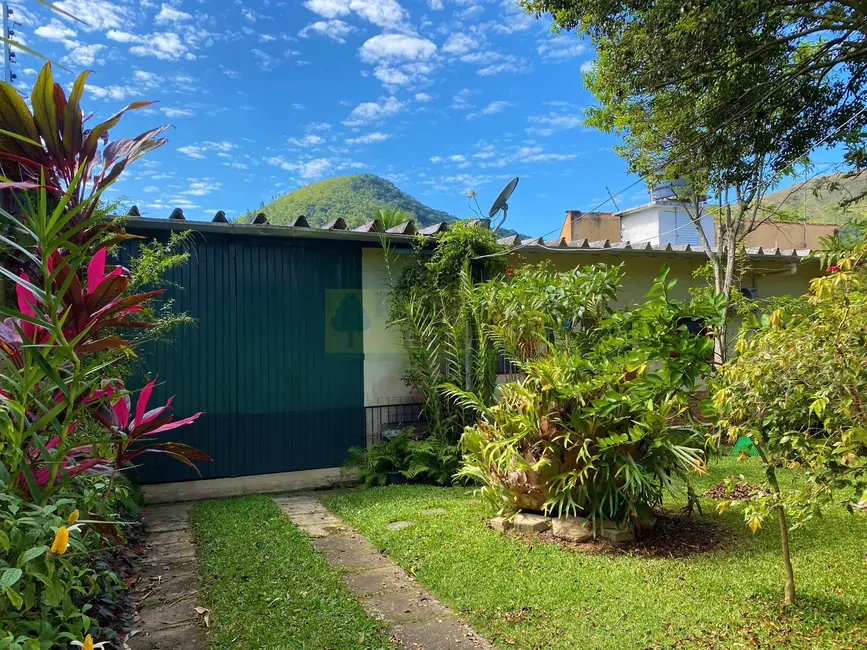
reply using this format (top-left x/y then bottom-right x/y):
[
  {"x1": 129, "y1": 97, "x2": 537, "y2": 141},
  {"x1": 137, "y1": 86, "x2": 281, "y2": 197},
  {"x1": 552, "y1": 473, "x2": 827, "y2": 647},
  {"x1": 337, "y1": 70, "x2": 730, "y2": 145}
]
[
  {"x1": 0, "y1": 64, "x2": 205, "y2": 646},
  {"x1": 456, "y1": 266, "x2": 721, "y2": 530},
  {"x1": 342, "y1": 430, "x2": 461, "y2": 488},
  {"x1": 383, "y1": 223, "x2": 504, "y2": 446},
  {"x1": 712, "y1": 241, "x2": 867, "y2": 604}
]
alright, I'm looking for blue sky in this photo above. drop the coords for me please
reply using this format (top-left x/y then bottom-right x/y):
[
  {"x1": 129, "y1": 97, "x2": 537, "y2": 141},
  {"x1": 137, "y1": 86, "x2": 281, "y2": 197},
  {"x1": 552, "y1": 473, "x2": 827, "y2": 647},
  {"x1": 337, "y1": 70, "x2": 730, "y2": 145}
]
[{"x1": 14, "y1": 0, "x2": 665, "y2": 236}]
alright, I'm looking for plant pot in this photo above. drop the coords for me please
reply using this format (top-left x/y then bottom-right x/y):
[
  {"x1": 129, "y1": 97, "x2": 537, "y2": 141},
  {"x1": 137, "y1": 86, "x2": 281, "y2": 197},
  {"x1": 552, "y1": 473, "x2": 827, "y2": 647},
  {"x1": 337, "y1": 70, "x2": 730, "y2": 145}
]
[{"x1": 387, "y1": 472, "x2": 406, "y2": 485}]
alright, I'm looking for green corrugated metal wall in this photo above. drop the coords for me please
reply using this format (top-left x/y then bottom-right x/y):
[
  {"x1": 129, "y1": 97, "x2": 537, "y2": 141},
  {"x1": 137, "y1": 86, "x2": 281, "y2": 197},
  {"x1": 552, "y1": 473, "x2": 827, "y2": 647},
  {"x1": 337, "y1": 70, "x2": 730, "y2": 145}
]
[{"x1": 121, "y1": 230, "x2": 365, "y2": 484}]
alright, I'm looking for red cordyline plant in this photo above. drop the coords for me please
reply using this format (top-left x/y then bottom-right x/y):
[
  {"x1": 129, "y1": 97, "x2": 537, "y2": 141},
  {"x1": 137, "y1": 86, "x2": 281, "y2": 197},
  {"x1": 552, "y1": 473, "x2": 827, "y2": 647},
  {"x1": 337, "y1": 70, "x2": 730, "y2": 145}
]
[{"x1": 0, "y1": 63, "x2": 208, "y2": 506}]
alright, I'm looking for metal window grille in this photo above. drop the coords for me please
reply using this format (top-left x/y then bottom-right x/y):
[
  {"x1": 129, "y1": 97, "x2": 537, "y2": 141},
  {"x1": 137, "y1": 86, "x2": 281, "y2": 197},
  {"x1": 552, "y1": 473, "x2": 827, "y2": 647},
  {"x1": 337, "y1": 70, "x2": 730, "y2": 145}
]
[{"x1": 364, "y1": 402, "x2": 425, "y2": 447}]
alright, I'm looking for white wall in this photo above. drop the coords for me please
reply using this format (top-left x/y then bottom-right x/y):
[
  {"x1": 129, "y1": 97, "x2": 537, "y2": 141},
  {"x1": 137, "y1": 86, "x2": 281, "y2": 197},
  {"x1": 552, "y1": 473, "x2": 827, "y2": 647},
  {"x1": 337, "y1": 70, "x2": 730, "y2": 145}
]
[
  {"x1": 623, "y1": 203, "x2": 715, "y2": 247},
  {"x1": 620, "y1": 206, "x2": 660, "y2": 244},
  {"x1": 361, "y1": 247, "x2": 412, "y2": 407}
]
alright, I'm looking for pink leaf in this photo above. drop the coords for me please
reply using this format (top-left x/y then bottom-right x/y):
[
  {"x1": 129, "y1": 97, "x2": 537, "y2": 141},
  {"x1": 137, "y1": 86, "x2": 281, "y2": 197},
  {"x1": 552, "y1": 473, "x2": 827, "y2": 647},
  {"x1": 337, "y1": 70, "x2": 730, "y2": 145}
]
[
  {"x1": 87, "y1": 247, "x2": 107, "y2": 294},
  {"x1": 113, "y1": 392, "x2": 131, "y2": 428},
  {"x1": 135, "y1": 377, "x2": 157, "y2": 428},
  {"x1": 147, "y1": 412, "x2": 202, "y2": 436}
]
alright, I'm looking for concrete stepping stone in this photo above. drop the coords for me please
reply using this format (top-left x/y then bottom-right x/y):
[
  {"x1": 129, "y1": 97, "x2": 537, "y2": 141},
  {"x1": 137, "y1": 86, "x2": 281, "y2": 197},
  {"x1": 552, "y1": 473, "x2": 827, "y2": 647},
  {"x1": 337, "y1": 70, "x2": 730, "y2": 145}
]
[
  {"x1": 128, "y1": 504, "x2": 206, "y2": 650},
  {"x1": 274, "y1": 496, "x2": 493, "y2": 650},
  {"x1": 341, "y1": 565, "x2": 417, "y2": 598},
  {"x1": 421, "y1": 507, "x2": 447, "y2": 515}
]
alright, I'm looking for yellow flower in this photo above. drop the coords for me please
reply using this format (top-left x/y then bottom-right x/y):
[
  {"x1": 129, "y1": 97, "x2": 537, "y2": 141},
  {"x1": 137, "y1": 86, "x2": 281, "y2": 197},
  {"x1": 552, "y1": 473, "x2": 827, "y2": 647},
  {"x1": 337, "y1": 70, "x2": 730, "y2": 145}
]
[
  {"x1": 71, "y1": 635, "x2": 107, "y2": 650},
  {"x1": 68, "y1": 509, "x2": 80, "y2": 525},
  {"x1": 50, "y1": 526, "x2": 69, "y2": 554}
]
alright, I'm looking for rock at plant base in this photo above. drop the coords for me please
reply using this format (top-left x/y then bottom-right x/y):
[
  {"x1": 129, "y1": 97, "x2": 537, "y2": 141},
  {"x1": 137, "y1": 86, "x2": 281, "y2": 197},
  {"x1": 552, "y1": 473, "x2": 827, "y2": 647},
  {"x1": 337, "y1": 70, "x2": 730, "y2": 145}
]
[
  {"x1": 512, "y1": 513, "x2": 552, "y2": 533},
  {"x1": 601, "y1": 521, "x2": 635, "y2": 544},
  {"x1": 387, "y1": 520, "x2": 412, "y2": 530},
  {"x1": 421, "y1": 508, "x2": 447, "y2": 515},
  {"x1": 552, "y1": 516, "x2": 593, "y2": 542},
  {"x1": 489, "y1": 517, "x2": 514, "y2": 532}
]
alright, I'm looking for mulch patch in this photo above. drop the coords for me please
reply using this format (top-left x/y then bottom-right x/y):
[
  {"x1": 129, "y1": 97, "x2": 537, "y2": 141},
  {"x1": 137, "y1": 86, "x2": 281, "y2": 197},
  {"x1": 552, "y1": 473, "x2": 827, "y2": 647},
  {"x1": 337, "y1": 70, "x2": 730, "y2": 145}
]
[
  {"x1": 704, "y1": 479, "x2": 761, "y2": 500},
  {"x1": 521, "y1": 511, "x2": 724, "y2": 558}
]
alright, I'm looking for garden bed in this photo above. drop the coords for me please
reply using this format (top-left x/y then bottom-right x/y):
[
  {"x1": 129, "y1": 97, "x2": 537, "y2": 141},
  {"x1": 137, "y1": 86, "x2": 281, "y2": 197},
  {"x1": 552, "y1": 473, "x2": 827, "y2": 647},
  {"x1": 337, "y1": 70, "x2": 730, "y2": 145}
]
[{"x1": 322, "y1": 456, "x2": 867, "y2": 650}]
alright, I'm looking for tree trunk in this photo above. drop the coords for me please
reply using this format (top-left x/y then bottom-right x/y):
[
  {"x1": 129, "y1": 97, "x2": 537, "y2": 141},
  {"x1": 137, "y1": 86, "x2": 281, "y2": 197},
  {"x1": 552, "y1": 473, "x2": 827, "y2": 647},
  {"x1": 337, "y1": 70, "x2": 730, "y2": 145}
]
[
  {"x1": 777, "y1": 504, "x2": 796, "y2": 605},
  {"x1": 763, "y1": 461, "x2": 797, "y2": 605}
]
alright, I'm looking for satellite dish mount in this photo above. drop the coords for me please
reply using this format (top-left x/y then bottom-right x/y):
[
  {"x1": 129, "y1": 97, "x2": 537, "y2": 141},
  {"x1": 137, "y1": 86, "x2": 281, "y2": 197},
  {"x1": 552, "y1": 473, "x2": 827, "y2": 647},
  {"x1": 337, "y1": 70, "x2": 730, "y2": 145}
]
[{"x1": 488, "y1": 177, "x2": 519, "y2": 232}]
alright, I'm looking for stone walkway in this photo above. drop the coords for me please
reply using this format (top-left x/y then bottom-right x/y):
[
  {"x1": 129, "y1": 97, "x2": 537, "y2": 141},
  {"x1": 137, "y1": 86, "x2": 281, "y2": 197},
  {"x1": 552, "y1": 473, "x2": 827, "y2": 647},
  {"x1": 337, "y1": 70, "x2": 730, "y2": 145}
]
[
  {"x1": 274, "y1": 496, "x2": 493, "y2": 650},
  {"x1": 127, "y1": 503, "x2": 206, "y2": 650}
]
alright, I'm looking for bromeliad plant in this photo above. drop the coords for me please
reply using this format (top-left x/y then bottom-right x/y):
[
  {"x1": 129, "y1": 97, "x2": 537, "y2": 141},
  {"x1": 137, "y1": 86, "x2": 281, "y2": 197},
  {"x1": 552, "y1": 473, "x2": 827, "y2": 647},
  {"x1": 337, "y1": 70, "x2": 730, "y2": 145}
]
[
  {"x1": 0, "y1": 63, "x2": 208, "y2": 646},
  {"x1": 455, "y1": 265, "x2": 721, "y2": 531}
]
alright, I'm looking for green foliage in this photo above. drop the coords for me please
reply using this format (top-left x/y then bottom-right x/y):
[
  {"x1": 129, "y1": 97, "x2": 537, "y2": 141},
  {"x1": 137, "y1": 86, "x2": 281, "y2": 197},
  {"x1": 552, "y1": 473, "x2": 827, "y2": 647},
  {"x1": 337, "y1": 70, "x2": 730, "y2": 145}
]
[
  {"x1": 0, "y1": 492, "x2": 120, "y2": 649},
  {"x1": 374, "y1": 206, "x2": 413, "y2": 229},
  {"x1": 458, "y1": 266, "x2": 720, "y2": 528},
  {"x1": 191, "y1": 496, "x2": 391, "y2": 650},
  {"x1": 383, "y1": 224, "x2": 506, "y2": 447},
  {"x1": 713, "y1": 240, "x2": 867, "y2": 603},
  {"x1": 762, "y1": 173, "x2": 867, "y2": 225},
  {"x1": 342, "y1": 430, "x2": 461, "y2": 487}
]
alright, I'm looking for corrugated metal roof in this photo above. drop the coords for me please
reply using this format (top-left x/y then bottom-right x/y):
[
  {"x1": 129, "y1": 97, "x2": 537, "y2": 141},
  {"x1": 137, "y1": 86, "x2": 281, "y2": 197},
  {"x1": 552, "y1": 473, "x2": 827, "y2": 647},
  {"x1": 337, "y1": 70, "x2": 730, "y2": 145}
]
[
  {"x1": 121, "y1": 208, "x2": 814, "y2": 261},
  {"x1": 500, "y1": 237, "x2": 814, "y2": 260}
]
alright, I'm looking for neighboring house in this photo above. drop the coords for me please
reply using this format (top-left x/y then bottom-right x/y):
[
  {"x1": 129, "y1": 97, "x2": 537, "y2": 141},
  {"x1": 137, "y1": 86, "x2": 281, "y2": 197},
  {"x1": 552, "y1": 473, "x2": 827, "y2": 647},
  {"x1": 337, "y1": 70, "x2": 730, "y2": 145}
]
[
  {"x1": 123, "y1": 211, "x2": 820, "y2": 498},
  {"x1": 560, "y1": 181, "x2": 838, "y2": 250}
]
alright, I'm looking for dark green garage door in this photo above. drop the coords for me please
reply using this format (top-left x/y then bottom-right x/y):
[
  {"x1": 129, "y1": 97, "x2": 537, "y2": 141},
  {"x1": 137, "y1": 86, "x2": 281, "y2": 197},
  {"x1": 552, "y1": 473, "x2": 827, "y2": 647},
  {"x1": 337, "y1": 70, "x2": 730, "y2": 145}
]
[{"x1": 122, "y1": 231, "x2": 365, "y2": 484}]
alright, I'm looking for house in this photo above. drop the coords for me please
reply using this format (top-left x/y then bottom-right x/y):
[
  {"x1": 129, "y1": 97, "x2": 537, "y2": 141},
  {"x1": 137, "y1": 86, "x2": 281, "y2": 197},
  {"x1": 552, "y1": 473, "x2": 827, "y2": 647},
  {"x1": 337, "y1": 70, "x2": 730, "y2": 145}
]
[
  {"x1": 561, "y1": 180, "x2": 838, "y2": 250},
  {"x1": 124, "y1": 210, "x2": 820, "y2": 502}
]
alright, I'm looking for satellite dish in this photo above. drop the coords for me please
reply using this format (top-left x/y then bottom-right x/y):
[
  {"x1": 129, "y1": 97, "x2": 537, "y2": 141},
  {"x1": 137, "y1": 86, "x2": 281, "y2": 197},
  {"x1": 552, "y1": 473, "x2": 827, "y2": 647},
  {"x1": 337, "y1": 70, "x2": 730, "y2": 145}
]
[{"x1": 488, "y1": 177, "x2": 519, "y2": 232}]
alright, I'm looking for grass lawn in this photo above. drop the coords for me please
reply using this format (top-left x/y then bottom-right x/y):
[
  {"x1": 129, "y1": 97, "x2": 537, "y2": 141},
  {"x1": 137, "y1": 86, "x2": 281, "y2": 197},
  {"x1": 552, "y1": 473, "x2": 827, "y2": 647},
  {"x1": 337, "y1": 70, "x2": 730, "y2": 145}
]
[
  {"x1": 323, "y1": 456, "x2": 867, "y2": 650},
  {"x1": 190, "y1": 495, "x2": 392, "y2": 650}
]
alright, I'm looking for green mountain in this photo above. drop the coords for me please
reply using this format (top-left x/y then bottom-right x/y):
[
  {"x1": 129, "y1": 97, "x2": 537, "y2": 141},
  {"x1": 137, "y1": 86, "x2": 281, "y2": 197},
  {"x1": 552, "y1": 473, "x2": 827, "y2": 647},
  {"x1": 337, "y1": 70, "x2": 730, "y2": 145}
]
[
  {"x1": 240, "y1": 174, "x2": 457, "y2": 229},
  {"x1": 764, "y1": 172, "x2": 867, "y2": 224}
]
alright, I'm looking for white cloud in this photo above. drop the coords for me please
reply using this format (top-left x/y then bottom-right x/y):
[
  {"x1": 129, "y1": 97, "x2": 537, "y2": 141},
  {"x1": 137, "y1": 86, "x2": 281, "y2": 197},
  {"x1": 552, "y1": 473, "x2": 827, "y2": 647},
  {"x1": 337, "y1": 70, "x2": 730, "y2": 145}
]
[
  {"x1": 428, "y1": 0, "x2": 444, "y2": 8},
  {"x1": 467, "y1": 100, "x2": 512, "y2": 119},
  {"x1": 429, "y1": 155, "x2": 442, "y2": 163},
  {"x1": 359, "y1": 34, "x2": 436, "y2": 62},
  {"x1": 528, "y1": 112, "x2": 585, "y2": 133},
  {"x1": 288, "y1": 134, "x2": 325, "y2": 146},
  {"x1": 448, "y1": 154, "x2": 466, "y2": 162},
  {"x1": 252, "y1": 49, "x2": 281, "y2": 70},
  {"x1": 267, "y1": 156, "x2": 337, "y2": 179},
  {"x1": 55, "y1": 0, "x2": 132, "y2": 31},
  {"x1": 478, "y1": 61, "x2": 525, "y2": 76},
  {"x1": 34, "y1": 22, "x2": 76, "y2": 41},
  {"x1": 177, "y1": 141, "x2": 235, "y2": 158},
  {"x1": 182, "y1": 181, "x2": 219, "y2": 196},
  {"x1": 346, "y1": 132, "x2": 390, "y2": 144},
  {"x1": 450, "y1": 88, "x2": 474, "y2": 110},
  {"x1": 303, "y1": 0, "x2": 351, "y2": 18},
  {"x1": 177, "y1": 145, "x2": 206, "y2": 159},
  {"x1": 106, "y1": 30, "x2": 141, "y2": 43},
  {"x1": 415, "y1": 92, "x2": 432, "y2": 102},
  {"x1": 491, "y1": 0, "x2": 535, "y2": 34},
  {"x1": 63, "y1": 43, "x2": 105, "y2": 66},
  {"x1": 155, "y1": 3, "x2": 192, "y2": 24},
  {"x1": 298, "y1": 19, "x2": 355, "y2": 43},
  {"x1": 242, "y1": 7, "x2": 258, "y2": 21},
  {"x1": 537, "y1": 39, "x2": 587, "y2": 60},
  {"x1": 220, "y1": 65, "x2": 240, "y2": 79},
  {"x1": 87, "y1": 84, "x2": 136, "y2": 101},
  {"x1": 343, "y1": 95, "x2": 404, "y2": 126},
  {"x1": 304, "y1": 0, "x2": 408, "y2": 29},
  {"x1": 130, "y1": 32, "x2": 188, "y2": 60},
  {"x1": 580, "y1": 60, "x2": 595, "y2": 73},
  {"x1": 161, "y1": 107, "x2": 194, "y2": 117},
  {"x1": 260, "y1": 34, "x2": 277, "y2": 42},
  {"x1": 442, "y1": 32, "x2": 475, "y2": 55}
]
